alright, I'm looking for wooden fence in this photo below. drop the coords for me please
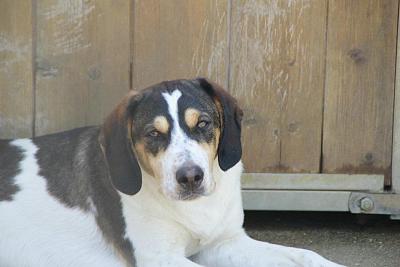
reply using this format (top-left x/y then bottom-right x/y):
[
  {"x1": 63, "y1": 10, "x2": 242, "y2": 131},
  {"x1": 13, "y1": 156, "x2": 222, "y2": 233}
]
[{"x1": 1, "y1": 0, "x2": 398, "y2": 187}]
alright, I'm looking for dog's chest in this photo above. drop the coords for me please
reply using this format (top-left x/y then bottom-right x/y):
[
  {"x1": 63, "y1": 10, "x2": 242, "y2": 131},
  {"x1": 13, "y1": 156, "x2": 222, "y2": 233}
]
[
  {"x1": 174, "y1": 192, "x2": 232, "y2": 243},
  {"x1": 121, "y1": 194, "x2": 232, "y2": 257},
  {"x1": 120, "y1": 166, "x2": 243, "y2": 256}
]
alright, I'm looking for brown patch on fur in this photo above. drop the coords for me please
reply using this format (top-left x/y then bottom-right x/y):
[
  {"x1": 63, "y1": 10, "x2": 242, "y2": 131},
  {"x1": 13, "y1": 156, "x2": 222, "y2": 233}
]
[
  {"x1": 154, "y1": 116, "x2": 169, "y2": 134},
  {"x1": 184, "y1": 108, "x2": 201, "y2": 129},
  {"x1": 214, "y1": 98, "x2": 224, "y2": 129},
  {"x1": 133, "y1": 142, "x2": 165, "y2": 185},
  {"x1": 215, "y1": 127, "x2": 220, "y2": 143},
  {"x1": 147, "y1": 151, "x2": 166, "y2": 182},
  {"x1": 133, "y1": 142, "x2": 154, "y2": 176},
  {"x1": 133, "y1": 139, "x2": 167, "y2": 184},
  {"x1": 200, "y1": 141, "x2": 217, "y2": 167},
  {"x1": 213, "y1": 127, "x2": 220, "y2": 156},
  {"x1": 199, "y1": 126, "x2": 220, "y2": 165},
  {"x1": 133, "y1": 139, "x2": 166, "y2": 183}
]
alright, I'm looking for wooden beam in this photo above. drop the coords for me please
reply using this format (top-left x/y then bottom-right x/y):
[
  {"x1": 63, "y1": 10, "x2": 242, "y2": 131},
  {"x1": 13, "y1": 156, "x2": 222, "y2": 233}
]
[
  {"x1": 242, "y1": 190, "x2": 351, "y2": 211},
  {"x1": 242, "y1": 173, "x2": 384, "y2": 192}
]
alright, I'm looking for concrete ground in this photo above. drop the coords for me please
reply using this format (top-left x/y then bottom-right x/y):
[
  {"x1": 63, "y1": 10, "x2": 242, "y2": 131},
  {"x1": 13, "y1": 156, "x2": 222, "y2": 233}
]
[{"x1": 244, "y1": 211, "x2": 400, "y2": 267}]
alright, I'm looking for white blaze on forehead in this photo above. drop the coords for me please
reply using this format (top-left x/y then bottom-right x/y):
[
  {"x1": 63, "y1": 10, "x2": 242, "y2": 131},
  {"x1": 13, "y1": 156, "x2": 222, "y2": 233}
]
[
  {"x1": 162, "y1": 90, "x2": 182, "y2": 135},
  {"x1": 160, "y1": 89, "x2": 214, "y2": 199}
]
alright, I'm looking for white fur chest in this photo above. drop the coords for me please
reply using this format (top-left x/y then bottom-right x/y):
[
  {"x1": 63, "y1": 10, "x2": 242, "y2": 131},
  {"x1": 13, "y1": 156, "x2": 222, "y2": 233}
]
[{"x1": 119, "y1": 162, "x2": 244, "y2": 258}]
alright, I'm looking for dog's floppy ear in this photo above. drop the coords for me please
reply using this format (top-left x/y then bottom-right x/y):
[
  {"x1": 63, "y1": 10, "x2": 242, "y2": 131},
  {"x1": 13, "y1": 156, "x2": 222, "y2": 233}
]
[
  {"x1": 99, "y1": 92, "x2": 142, "y2": 195},
  {"x1": 196, "y1": 78, "x2": 243, "y2": 171}
]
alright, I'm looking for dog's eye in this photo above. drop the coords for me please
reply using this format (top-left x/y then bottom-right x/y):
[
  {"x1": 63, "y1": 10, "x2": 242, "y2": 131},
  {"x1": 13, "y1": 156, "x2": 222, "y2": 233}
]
[
  {"x1": 147, "y1": 130, "x2": 160, "y2": 137},
  {"x1": 197, "y1": 120, "x2": 210, "y2": 129}
]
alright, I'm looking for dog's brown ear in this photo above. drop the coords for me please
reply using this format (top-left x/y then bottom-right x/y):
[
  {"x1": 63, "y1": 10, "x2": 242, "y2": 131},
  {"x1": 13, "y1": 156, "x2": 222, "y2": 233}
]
[
  {"x1": 196, "y1": 78, "x2": 243, "y2": 171},
  {"x1": 99, "y1": 93, "x2": 142, "y2": 195}
]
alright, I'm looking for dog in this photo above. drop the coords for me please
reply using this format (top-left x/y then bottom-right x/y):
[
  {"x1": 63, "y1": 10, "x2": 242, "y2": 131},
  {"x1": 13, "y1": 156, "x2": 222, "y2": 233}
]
[{"x1": 0, "y1": 78, "x2": 343, "y2": 266}]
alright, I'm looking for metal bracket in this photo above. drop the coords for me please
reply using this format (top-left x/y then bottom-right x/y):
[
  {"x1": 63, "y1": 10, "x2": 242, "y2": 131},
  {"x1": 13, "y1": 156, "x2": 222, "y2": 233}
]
[
  {"x1": 391, "y1": 214, "x2": 400, "y2": 220},
  {"x1": 349, "y1": 192, "x2": 400, "y2": 219}
]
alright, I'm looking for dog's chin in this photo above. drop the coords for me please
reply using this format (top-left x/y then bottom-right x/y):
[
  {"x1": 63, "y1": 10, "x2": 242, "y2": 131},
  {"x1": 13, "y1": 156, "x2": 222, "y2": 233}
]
[
  {"x1": 164, "y1": 186, "x2": 214, "y2": 201},
  {"x1": 178, "y1": 192, "x2": 203, "y2": 201}
]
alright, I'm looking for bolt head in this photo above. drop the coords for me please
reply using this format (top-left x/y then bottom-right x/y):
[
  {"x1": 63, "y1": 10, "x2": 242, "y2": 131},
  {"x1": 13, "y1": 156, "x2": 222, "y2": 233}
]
[{"x1": 360, "y1": 197, "x2": 374, "y2": 212}]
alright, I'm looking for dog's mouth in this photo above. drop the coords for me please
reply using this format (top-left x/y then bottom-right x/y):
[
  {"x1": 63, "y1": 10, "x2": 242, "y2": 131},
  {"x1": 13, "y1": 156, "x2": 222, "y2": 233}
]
[
  {"x1": 177, "y1": 188, "x2": 206, "y2": 201},
  {"x1": 159, "y1": 183, "x2": 208, "y2": 201},
  {"x1": 178, "y1": 179, "x2": 216, "y2": 201}
]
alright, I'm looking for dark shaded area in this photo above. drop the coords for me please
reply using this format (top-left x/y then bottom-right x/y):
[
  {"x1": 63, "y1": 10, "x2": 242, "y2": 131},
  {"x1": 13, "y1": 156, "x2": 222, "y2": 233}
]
[
  {"x1": 0, "y1": 140, "x2": 22, "y2": 201},
  {"x1": 244, "y1": 211, "x2": 400, "y2": 267}
]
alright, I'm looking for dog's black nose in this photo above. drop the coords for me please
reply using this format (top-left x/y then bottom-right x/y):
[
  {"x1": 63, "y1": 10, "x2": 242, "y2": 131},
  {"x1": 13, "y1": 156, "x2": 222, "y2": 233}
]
[{"x1": 176, "y1": 165, "x2": 204, "y2": 189}]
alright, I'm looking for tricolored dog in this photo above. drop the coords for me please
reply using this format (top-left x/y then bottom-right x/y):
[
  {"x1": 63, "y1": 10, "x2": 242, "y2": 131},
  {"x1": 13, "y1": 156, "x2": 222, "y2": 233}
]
[{"x1": 0, "y1": 78, "x2": 343, "y2": 266}]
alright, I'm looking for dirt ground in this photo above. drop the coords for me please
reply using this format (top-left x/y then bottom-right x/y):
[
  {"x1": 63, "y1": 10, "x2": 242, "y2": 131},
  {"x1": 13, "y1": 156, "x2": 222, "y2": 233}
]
[{"x1": 244, "y1": 211, "x2": 400, "y2": 267}]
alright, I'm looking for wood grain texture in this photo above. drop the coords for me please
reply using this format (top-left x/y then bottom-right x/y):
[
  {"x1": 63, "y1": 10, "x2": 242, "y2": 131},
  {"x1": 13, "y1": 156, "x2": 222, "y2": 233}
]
[
  {"x1": 392, "y1": 2, "x2": 400, "y2": 193},
  {"x1": 0, "y1": 1, "x2": 33, "y2": 138},
  {"x1": 230, "y1": 0, "x2": 328, "y2": 173},
  {"x1": 131, "y1": 0, "x2": 229, "y2": 90},
  {"x1": 241, "y1": 173, "x2": 384, "y2": 192},
  {"x1": 322, "y1": 0, "x2": 398, "y2": 186},
  {"x1": 35, "y1": 0, "x2": 130, "y2": 136}
]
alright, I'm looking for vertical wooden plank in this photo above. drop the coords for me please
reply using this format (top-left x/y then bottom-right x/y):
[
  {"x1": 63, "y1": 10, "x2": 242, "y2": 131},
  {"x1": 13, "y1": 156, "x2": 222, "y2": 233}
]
[
  {"x1": 35, "y1": 0, "x2": 130, "y2": 136},
  {"x1": 323, "y1": 0, "x2": 398, "y2": 186},
  {"x1": 132, "y1": 0, "x2": 228, "y2": 89},
  {"x1": 392, "y1": 3, "x2": 400, "y2": 193},
  {"x1": 0, "y1": 1, "x2": 33, "y2": 139},
  {"x1": 230, "y1": 0, "x2": 328, "y2": 173}
]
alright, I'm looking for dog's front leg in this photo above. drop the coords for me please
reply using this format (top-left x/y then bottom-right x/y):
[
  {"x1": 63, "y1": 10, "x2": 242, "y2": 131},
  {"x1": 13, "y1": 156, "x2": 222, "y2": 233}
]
[
  {"x1": 135, "y1": 251, "x2": 205, "y2": 267},
  {"x1": 192, "y1": 231, "x2": 345, "y2": 267}
]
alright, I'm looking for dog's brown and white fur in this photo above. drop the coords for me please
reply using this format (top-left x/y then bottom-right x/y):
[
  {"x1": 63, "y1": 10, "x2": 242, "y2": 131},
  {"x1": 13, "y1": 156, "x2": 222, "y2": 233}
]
[{"x1": 0, "y1": 79, "x2": 343, "y2": 266}]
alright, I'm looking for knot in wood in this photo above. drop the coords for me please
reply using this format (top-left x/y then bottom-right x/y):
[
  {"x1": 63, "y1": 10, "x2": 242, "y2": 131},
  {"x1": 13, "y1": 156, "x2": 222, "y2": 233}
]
[{"x1": 348, "y1": 48, "x2": 366, "y2": 64}]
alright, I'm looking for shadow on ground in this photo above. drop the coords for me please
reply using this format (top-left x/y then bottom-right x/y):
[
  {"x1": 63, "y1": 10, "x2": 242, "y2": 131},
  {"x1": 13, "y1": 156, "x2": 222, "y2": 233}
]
[{"x1": 244, "y1": 211, "x2": 400, "y2": 267}]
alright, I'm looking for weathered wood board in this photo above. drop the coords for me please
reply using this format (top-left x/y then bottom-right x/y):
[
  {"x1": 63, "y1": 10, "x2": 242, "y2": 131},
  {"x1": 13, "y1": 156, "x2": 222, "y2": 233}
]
[
  {"x1": 131, "y1": 0, "x2": 229, "y2": 90},
  {"x1": 0, "y1": 1, "x2": 33, "y2": 139},
  {"x1": 35, "y1": 0, "x2": 130, "y2": 136},
  {"x1": 392, "y1": 2, "x2": 400, "y2": 193},
  {"x1": 322, "y1": 0, "x2": 398, "y2": 186},
  {"x1": 229, "y1": 0, "x2": 328, "y2": 173}
]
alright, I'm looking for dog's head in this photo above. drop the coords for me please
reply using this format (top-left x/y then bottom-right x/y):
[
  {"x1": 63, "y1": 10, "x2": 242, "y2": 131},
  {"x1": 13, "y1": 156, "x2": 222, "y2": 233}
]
[{"x1": 99, "y1": 78, "x2": 243, "y2": 201}]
